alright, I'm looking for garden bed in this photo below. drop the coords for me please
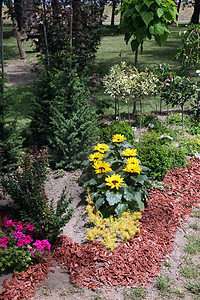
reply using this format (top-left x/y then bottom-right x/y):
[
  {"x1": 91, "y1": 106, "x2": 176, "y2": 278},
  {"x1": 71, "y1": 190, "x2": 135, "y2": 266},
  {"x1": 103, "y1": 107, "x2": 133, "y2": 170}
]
[{"x1": 0, "y1": 157, "x2": 200, "y2": 299}]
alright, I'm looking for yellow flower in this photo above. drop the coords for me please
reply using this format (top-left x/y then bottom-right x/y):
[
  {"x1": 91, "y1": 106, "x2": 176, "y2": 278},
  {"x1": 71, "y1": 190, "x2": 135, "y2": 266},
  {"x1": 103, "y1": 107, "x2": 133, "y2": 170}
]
[
  {"x1": 93, "y1": 161, "x2": 112, "y2": 174},
  {"x1": 89, "y1": 152, "x2": 104, "y2": 162},
  {"x1": 125, "y1": 157, "x2": 139, "y2": 165},
  {"x1": 94, "y1": 143, "x2": 109, "y2": 153},
  {"x1": 123, "y1": 163, "x2": 142, "y2": 174},
  {"x1": 112, "y1": 134, "x2": 126, "y2": 143},
  {"x1": 122, "y1": 148, "x2": 137, "y2": 157},
  {"x1": 105, "y1": 173, "x2": 125, "y2": 189}
]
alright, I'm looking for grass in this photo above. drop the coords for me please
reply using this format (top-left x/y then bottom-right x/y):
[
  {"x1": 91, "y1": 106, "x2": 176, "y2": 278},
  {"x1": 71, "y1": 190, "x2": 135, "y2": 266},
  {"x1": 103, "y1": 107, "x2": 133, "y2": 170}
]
[
  {"x1": 185, "y1": 235, "x2": 200, "y2": 255},
  {"x1": 156, "y1": 274, "x2": 172, "y2": 293},
  {"x1": 186, "y1": 281, "x2": 200, "y2": 295},
  {"x1": 180, "y1": 264, "x2": 199, "y2": 279},
  {"x1": 3, "y1": 24, "x2": 37, "y2": 61},
  {"x1": 123, "y1": 286, "x2": 147, "y2": 299}
]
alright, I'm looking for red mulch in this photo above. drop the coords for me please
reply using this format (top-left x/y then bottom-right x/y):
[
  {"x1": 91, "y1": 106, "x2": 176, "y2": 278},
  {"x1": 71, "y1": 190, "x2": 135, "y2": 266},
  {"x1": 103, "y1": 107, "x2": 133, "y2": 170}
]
[{"x1": 0, "y1": 157, "x2": 200, "y2": 298}]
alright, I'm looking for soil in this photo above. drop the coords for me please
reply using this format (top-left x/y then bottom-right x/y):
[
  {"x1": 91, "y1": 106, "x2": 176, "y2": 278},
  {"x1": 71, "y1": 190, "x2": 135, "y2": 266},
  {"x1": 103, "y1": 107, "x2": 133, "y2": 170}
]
[{"x1": 0, "y1": 161, "x2": 200, "y2": 300}]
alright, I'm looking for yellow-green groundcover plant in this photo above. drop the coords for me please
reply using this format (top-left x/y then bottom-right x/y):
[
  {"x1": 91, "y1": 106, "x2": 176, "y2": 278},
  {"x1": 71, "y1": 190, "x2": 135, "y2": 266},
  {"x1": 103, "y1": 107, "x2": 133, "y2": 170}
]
[{"x1": 80, "y1": 134, "x2": 151, "y2": 218}]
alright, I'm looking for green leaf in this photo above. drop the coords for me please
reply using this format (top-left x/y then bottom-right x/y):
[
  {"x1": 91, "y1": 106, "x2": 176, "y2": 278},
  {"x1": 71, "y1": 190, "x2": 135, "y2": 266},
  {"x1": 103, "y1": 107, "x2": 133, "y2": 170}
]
[
  {"x1": 154, "y1": 23, "x2": 165, "y2": 35},
  {"x1": 115, "y1": 203, "x2": 128, "y2": 217},
  {"x1": 156, "y1": 7, "x2": 164, "y2": 18},
  {"x1": 155, "y1": 0, "x2": 161, "y2": 4},
  {"x1": 133, "y1": 191, "x2": 145, "y2": 211},
  {"x1": 135, "y1": 27, "x2": 146, "y2": 44},
  {"x1": 106, "y1": 190, "x2": 122, "y2": 206},
  {"x1": 142, "y1": 11, "x2": 154, "y2": 27},
  {"x1": 95, "y1": 197, "x2": 105, "y2": 211},
  {"x1": 131, "y1": 39, "x2": 139, "y2": 52},
  {"x1": 124, "y1": 186, "x2": 135, "y2": 201},
  {"x1": 131, "y1": 174, "x2": 145, "y2": 184},
  {"x1": 135, "y1": 4, "x2": 142, "y2": 12},
  {"x1": 149, "y1": 25, "x2": 155, "y2": 35},
  {"x1": 143, "y1": 0, "x2": 154, "y2": 8}
]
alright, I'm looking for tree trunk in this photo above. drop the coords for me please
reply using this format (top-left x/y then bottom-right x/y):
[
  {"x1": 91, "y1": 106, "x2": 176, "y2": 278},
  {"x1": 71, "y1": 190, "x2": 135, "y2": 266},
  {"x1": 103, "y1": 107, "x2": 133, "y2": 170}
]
[
  {"x1": 111, "y1": 0, "x2": 116, "y2": 26},
  {"x1": 134, "y1": 47, "x2": 138, "y2": 69},
  {"x1": 191, "y1": 0, "x2": 200, "y2": 24},
  {"x1": 0, "y1": 1, "x2": 4, "y2": 95},
  {"x1": 176, "y1": 0, "x2": 182, "y2": 21},
  {"x1": 7, "y1": 0, "x2": 27, "y2": 59}
]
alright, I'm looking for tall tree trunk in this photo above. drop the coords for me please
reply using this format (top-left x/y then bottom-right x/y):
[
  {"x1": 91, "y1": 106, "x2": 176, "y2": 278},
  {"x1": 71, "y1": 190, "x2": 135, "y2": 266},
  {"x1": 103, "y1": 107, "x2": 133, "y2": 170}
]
[
  {"x1": 0, "y1": 1, "x2": 4, "y2": 96},
  {"x1": 0, "y1": 0, "x2": 4, "y2": 140},
  {"x1": 176, "y1": 0, "x2": 181, "y2": 21},
  {"x1": 191, "y1": 0, "x2": 200, "y2": 24},
  {"x1": 42, "y1": 0, "x2": 50, "y2": 68},
  {"x1": 111, "y1": 0, "x2": 116, "y2": 26},
  {"x1": 7, "y1": 0, "x2": 27, "y2": 59}
]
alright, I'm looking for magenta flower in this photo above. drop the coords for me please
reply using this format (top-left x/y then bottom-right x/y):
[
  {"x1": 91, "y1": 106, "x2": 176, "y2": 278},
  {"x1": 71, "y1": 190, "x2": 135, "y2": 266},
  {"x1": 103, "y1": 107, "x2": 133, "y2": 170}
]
[
  {"x1": 13, "y1": 231, "x2": 26, "y2": 239},
  {"x1": 33, "y1": 239, "x2": 51, "y2": 251},
  {"x1": 5, "y1": 220, "x2": 16, "y2": 227},
  {"x1": 0, "y1": 236, "x2": 10, "y2": 250},
  {"x1": 24, "y1": 235, "x2": 33, "y2": 245},
  {"x1": 25, "y1": 222, "x2": 34, "y2": 231},
  {"x1": 33, "y1": 240, "x2": 43, "y2": 251},
  {"x1": 41, "y1": 240, "x2": 51, "y2": 250},
  {"x1": 17, "y1": 239, "x2": 25, "y2": 247},
  {"x1": 15, "y1": 224, "x2": 23, "y2": 231}
]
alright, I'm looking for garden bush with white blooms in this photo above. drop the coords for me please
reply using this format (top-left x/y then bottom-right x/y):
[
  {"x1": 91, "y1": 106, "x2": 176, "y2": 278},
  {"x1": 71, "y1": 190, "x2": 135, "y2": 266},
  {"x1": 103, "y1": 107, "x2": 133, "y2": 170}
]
[{"x1": 103, "y1": 61, "x2": 158, "y2": 124}]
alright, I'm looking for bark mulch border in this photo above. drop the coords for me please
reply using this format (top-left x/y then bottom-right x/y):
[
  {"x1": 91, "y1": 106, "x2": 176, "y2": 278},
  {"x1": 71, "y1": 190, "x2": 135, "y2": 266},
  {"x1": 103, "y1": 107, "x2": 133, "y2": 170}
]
[{"x1": 0, "y1": 157, "x2": 200, "y2": 299}]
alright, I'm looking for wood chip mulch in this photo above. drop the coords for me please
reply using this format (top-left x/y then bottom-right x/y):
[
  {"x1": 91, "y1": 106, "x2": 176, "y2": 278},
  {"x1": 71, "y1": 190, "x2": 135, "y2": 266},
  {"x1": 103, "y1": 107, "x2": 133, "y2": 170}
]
[{"x1": 0, "y1": 157, "x2": 200, "y2": 298}]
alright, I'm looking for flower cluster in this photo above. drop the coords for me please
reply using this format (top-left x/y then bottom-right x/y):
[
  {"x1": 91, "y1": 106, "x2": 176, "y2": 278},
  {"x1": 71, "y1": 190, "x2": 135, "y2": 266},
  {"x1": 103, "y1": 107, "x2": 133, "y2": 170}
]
[
  {"x1": 0, "y1": 220, "x2": 51, "y2": 273},
  {"x1": 84, "y1": 190, "x2": 141, "y2": 250},
  {"x1": 80, "y1": 134, "x2": 150, "y2": 218}
]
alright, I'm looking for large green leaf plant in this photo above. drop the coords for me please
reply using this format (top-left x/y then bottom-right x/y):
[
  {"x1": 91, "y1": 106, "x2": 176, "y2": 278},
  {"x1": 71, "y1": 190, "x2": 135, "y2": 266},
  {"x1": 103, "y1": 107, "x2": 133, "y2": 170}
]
[{"x1": 120, "y1": 0, "x2": 177, "y2": 65}]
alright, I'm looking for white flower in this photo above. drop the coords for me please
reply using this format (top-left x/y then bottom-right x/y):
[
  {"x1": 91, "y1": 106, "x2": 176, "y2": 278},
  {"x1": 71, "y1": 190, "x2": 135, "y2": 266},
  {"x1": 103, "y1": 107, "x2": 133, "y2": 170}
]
[{"x1": 148, "y1": 123, "x2": 154, "y2": 128}]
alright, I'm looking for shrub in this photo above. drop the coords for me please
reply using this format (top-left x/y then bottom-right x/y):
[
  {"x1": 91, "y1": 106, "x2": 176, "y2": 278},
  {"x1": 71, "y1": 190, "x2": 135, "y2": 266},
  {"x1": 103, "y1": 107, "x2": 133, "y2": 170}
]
[
  {"x1": 0, "y1": 220, "x2": 51, "y2": 273},
  {"x1": 80, "y1": 134, "x2": 151, "y2": 218},
  {"x1": 179, "y1": 136, "x2": 200, "y2": 155},
  {"x1": 137, "y1": 143, "x2": 170, "y2": 180},
  {"x1": 167, "y1": 144, "x2": 188, "y2": 170},
  {"x1": 168, "y1": 113, "x2": 191, "y2": 127},
  {"x1": 1, "y1": 149, "x2": 73, "y2": 242},
  {"x1": 30, "y1": 49, "x2": 98, "y2": 169},
  {"x1": 139, "y1": 130, "x2": 174, "y2": 146},
  {"x1": 98, "y1": 120, "x2": 135, "y2": 144}
]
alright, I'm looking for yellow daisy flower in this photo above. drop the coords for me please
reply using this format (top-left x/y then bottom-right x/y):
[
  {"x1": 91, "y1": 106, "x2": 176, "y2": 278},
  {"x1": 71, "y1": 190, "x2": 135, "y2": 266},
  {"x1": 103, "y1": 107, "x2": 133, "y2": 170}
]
[
  {"x1": 123, "y1": 163, "x2": 142, "y2": 174},
  {"x1": 125, "y1": 157, "x2": 139, "y2": 165},
  {"x1": 89, "y1": 152, "x2": 104, "y2": 162},
  {"x1": 105, "y1": 174, "x2": 125, "y2": 190},
  {"x1": 94, "y1": 143, "x2": 109, "y2": 153},
  {"x1": 122, "y1": 148, "x2": 137, "y2": 157},
  {"x1": 112, "y1": 134, "x2": 126, "y2": 143},
  {"x1": 93, "y1": 161, "x2": 112, "y2": 174}
]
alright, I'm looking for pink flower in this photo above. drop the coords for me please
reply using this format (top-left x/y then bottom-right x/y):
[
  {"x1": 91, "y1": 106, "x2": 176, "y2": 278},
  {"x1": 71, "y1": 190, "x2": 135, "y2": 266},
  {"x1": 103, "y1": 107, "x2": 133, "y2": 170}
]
[
  {"x1": 41, "y1": 240, "x2": 51, "y2": 250},
  {"x1": 17, "y1": 239, "x2": 25, "y2": 247},
  {"x1": 33, "y1": 239, "x2": 51, "y2": 251},
  {"x1": 15, "y1": 224, "x2": 23, "y2": 231},
  {"x1": 33, "y1": 240, "x2": 43, "y2": 251},
  {"x1": 0, "y1": 236, "x2": 10, "y2": 250},
  {"x1": 24, "y1": 235, "x2": 33, "y2": 245},
  {"x1": 5, "y1": 220, "x2": 16, "y2": 227},
  {"x1": 25, "y1": 223, "x2": 34, "y2": 231},
  {"x1": 13, "y1": 231, "x2": 26, "y2": 239}
]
